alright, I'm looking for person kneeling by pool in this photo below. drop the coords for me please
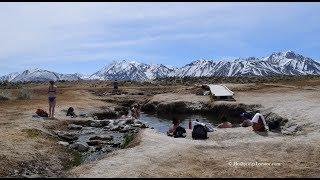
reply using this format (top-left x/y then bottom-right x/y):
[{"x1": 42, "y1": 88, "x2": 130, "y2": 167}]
[
  {"x1": 240, "y1": 112, "x2": 268, "y2": 132},
  {"x1": 167, "y1": 117, "x2": 186, "y2": 138}
]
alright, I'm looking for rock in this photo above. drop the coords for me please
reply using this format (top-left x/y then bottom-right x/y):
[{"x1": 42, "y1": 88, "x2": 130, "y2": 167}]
[
  {"x1": 57, "y1": 141, "x2": 69, "y2": 147},
  {"x1": 141, "y1": 102, "x2": 157, "y2": 113},
  {"x1": 90, "y1": 120, "x2": 103, "y2": 127},
  {"x1": 282, "y1": 124, "x2": 302, "y2": 135},
  {"x1": 100, "y1": 120, "x2": 111, "y2": 126},
  {"x1": 56, "y1": 131, "x2": 79, "y2": 142},
  {"x1": 101, "y1": 147, "x2": 112, "y2": 153},
  {"x1": 87, "y1": 140, "x2": 106, "y2": 146},
  {"x1": 140, "y1": 124, "x2": 148, "y2": 128},
  {"x1": 89, "y1": 135, "x2": 113, "y2": 141},
  {"x1": 67, "y1": 124, "x2": 83, "y2": 130},
  {"x1": 114, "y1": 106, "x2": 128, "y2": 112},
  {"x1": 70, "y1": 142, "x2": 89, "y2": 152},
  {"x1": 134, "y1": 120, "x2": 142, "y2": 124},
  {"x1": 119, "y1": 125, "x2": 132, "y2": 133},
  {"x1": 110, "y1": 125, "x2": 121, "y2": 131},
  {"x1": 95, "y1": 146, "x2": 102, "y2": 151},
  {"x1": 92, "y1": 110, "x2": 118, "y2": 120},
  {"x1": 265, "y1": 112, "x2": 288, "y2": 126},
  {"x1": 107, "y1": 141, "x2": 121, "y2": 148},
  {"x1": 125, "y1": 118, "x2": 134, "y2": 124}
]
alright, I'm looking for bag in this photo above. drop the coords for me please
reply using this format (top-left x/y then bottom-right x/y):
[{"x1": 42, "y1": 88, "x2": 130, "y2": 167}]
[
  {"x1": 268, "y1": 121, "x2": 280, "y2": 130},
  {"x1": 192, "y1": 124, "x2": 208, "y2": 140},
  {"x1": 36, "y1": 109, "x2": 48, "y2": 117},
  {"x1": 173, "y1": 126, "x2": 186, "y2": 138},
  {"x1": 66, "y1": 107, "x2": 76, "y2": 117}
]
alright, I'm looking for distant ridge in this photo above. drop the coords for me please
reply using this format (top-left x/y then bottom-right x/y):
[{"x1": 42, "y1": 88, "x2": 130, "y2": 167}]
[{"x1": 1, "y1": 51, "x2": 320, "y2": 82}]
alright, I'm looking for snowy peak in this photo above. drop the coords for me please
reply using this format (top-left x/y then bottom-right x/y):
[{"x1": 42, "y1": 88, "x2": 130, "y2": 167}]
[
  {"x1": 90, "y1": 60, "x2": 174, "y2": 81},
  {"x1": 0, "y1": 69, "x2": 82, "y2": 82}
]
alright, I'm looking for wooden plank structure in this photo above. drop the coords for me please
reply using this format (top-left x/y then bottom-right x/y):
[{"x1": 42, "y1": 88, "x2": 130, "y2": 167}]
[{"x1": 202, "y1": 84, "x2": 235, "y2": 101}]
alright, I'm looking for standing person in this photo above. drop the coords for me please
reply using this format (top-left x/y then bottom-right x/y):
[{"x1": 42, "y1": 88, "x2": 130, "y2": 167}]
[
  {"x1": 113, "y1": 79, "x2": 118, "y2": 90},
  {"x1": 48, "y1": 81, "x2": 57, "y2": 119}
]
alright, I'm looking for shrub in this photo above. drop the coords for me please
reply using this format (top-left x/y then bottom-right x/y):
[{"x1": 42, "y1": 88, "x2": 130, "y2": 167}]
[
  {"x1": 0, "y1": 89, "x2": 12, "y2": 101},
  {"x1": 17, "y1": 88, "x2": 32, "y2": 100},
  {"x1": 121, "y1": 132, "x2": 135, "y2": 148}
]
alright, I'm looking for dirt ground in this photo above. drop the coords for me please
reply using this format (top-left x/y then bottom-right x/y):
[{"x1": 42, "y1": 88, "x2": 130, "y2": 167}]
[
  {"x1": 1, "y1": 79, "x2": 320, "y2": 177},
  {"x1": 69, "y1": 82, "x2": 320, "y2": 178}
]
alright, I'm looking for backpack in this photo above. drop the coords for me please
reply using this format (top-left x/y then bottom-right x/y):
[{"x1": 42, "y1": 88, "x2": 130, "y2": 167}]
[
  {"x1": 192, "y1": 124, "x2": 208, "y2": 140},
  {"x1": 66, "y1": 107, "x2": 76, "y2": 117},
  {"x1": 36, "y1": 109, "x2": 48, "y2": 117},
  {"x1": 173, "y1": 126, "x2": 186, "y2": 138}
]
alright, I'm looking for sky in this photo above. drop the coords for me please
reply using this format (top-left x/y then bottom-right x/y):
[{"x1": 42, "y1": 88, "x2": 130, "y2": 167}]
[{"x1": 0, "y1": 2, "x2": 320, "y2": 76}]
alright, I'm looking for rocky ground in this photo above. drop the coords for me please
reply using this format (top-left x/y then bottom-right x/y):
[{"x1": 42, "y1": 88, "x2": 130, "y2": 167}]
[{"x1": 1, "y1": 78, "x2": 320, "y2": 177}]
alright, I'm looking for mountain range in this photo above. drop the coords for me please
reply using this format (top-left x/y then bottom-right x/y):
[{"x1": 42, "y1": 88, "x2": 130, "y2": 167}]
[{"x1": 1, "y1": 51, "x2": 320, "y2": 82}]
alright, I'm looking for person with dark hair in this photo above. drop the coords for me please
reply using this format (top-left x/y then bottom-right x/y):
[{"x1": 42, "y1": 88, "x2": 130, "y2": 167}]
[
  {"x1": 120, "y1": 109, "x2": 130, "y2": 119},
  {"x1": 167, "y1": 117, "x2": 180, "y2": 136},
  {"x1": 131, "y1": 103, "x2": 141, "y2": 119},
  {"x1": 113, "y1": 79, "x2": 118, "y2": 90},
  {"x1": 240, "y1": 112, "x2": 253, "y2": 127},
  {"x1": 217, "y1": 116, "x2": 233, "y2": 128},
  {"x1": 48, "y1": 80, "x2": 57, "y2": 119}
]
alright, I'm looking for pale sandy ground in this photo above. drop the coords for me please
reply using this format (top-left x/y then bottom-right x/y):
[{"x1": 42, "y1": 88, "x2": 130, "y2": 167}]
[{"x1": 69, "y1": 84, "x2": 320, "y2": 178}]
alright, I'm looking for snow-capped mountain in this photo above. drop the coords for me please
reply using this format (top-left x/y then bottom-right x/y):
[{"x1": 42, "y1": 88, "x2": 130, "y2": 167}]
[
  {"x1": 1, "y1": 51, "x2": 320, "y2": 82},
  {"x1": 0, "y1": 68, "x2": 82, "y2": 82},
  {"x1": 173, "y1": 51, "x2": 320, "y2": 77},
  {"x1": 90, "y1": 60, "x2": 174, "y2": 81}
]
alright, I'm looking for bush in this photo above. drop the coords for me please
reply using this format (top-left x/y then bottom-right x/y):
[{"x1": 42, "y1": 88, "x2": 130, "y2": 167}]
[
  {"x1": 0, "y1": 89, "x2": 12, "y2": 100},
  {"x1": 17, "y1": 88, "x2": 31, "y2": 100}
]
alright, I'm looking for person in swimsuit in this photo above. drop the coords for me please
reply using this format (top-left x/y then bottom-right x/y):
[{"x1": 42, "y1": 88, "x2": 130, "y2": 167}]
[{"x1": 48, "y1": 81, "x2": 57, "y2": 119}]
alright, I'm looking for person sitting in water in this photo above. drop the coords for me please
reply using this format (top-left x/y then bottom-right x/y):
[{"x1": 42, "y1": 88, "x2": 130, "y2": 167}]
[
  {"x1": 240, "y1": 112, "x2": 253, "y2": 127},
  {"x1": 167, "y1": 117, "x2": 180, "y2": 136},
  {"x1": 120, "y1": 110, "x2": 130, "y2": 119},
  {"x1": 251, "y1": 113, "x2": 268, "y2": 132},
  {"x1": 131, "y1": 104, "x2": 141, "y2": 119},
  {"x1": 217, "y1": 117, "x2": 233, "y2": 128}
]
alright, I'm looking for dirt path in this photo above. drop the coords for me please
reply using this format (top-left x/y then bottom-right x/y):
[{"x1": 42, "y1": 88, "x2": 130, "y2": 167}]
[{"x1": 69, "y1": 85, "x2": 320, "y2": 178}]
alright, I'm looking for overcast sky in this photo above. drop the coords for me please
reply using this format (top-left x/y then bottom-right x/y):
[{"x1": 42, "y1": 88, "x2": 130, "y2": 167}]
[{"x1": 0, "y1": 2, "x2": 320, "y2": 76}]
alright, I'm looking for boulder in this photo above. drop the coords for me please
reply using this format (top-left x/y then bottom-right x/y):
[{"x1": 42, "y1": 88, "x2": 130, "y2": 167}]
[
  {"x1": 92, "y1": 110, "x2": 118, "y2": 120},
  {"x1": 67, "y1": 124, "x2": 83, "y2": 130},
  {"x1": 100, "y1": 120, "x2": 111, "y2": 126},
  {"x1": 141, "y1": 102, "x2": 157, "y2": 113},
  {"x1": 69, "y1": 142, "x2": 89, "y2": 152},
  {"x1": 56, "y1": 131, "x2": 79, "y2": 142},
  {"x1": 101, "y1": 147, "x2": 112, "y2": 153},
  {"x1": 110, "y1": 125, "x2": 122, "y2": 131},
  {"x1": 90, "y1": 120, "x2": 103, "y2": 127},
  {"x1": 114, "y1": 106, "x2": 128, "y2": 112},
  {"x1": 119, "y1": 125, "x2": 133, "y2": 133},
  {"x1": 89, "y1": 135, "x2": 113, "y2": 141},
  {"x1": 57, "y1": 141, "x2": 69, "y2": 147},
  {"x1": 87, "y1": 140, "x2": 106, "y2": 146},
  {"x1": 282, "y1": 123, "x2": 302, "y2": 135}
]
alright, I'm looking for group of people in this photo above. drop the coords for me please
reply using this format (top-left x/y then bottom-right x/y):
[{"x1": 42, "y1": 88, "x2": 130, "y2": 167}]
[
  {"x1": 119, "y1": 104, "x2": 141, "y2": 119},
  {"x1": 46, "y1": 80, "x2": 141, "y2": 120},
  {"x1": 216, "y1": 112, "x2": 268, "y2": 132},
  {"x1": 166, "y1": 112, "x2": 268, "y2": 138}
]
